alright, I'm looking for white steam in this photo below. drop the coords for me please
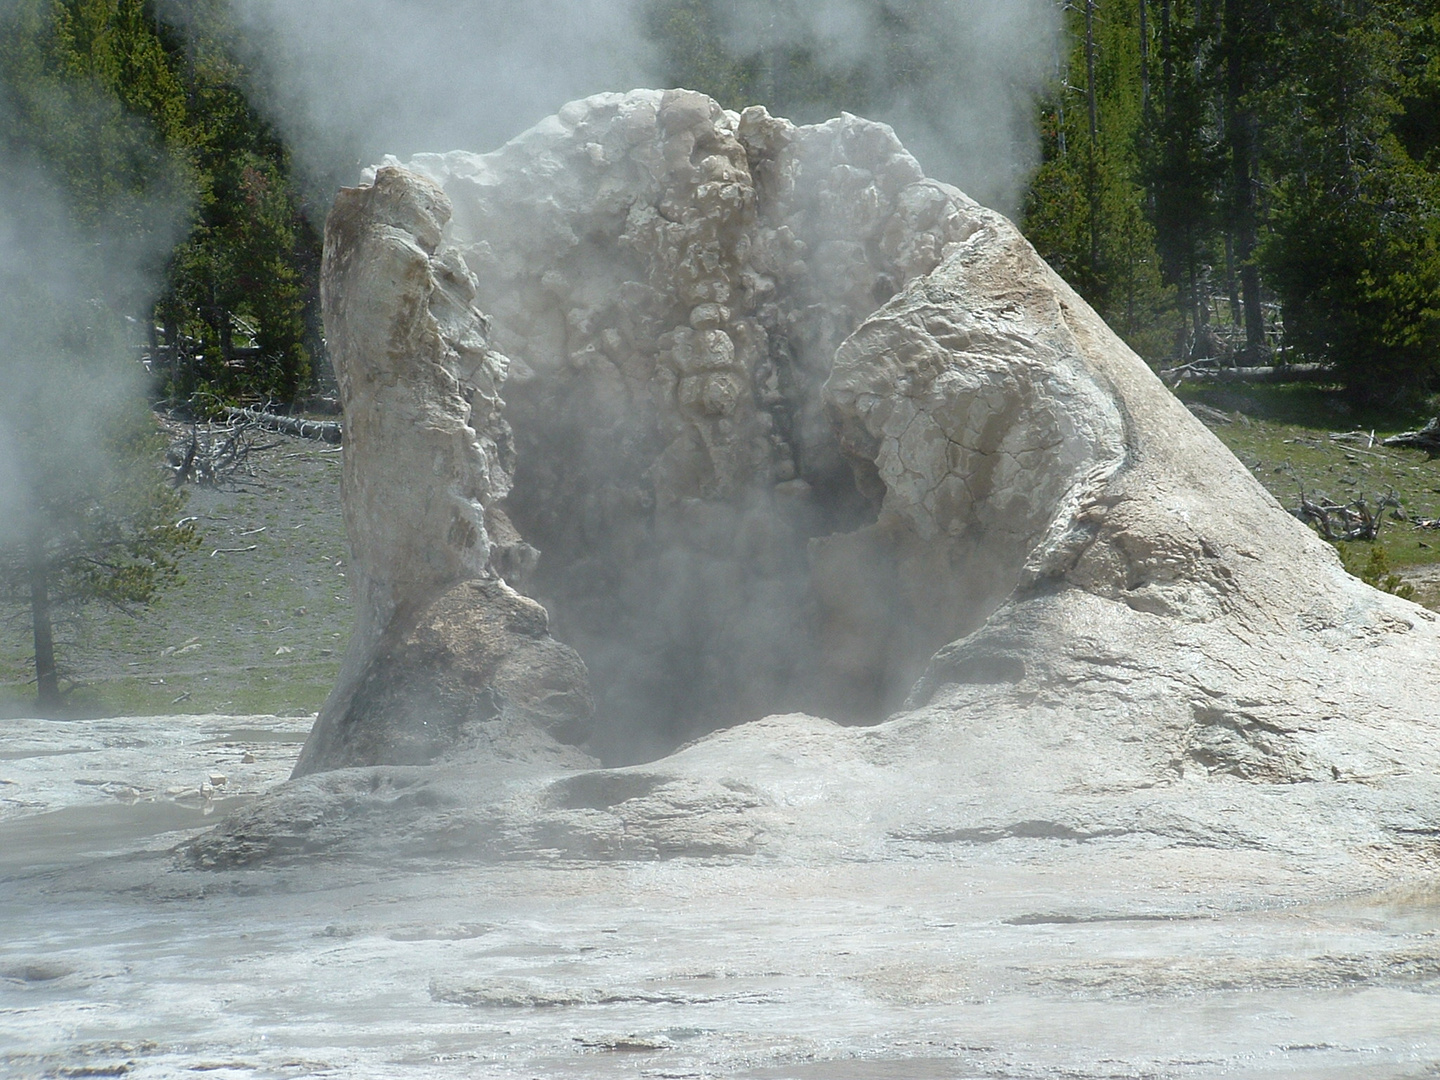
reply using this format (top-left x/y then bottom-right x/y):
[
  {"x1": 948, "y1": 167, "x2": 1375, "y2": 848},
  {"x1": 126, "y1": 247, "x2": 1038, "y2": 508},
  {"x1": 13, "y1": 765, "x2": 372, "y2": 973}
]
[
  {"x1": 212, "y1": 0, "x2": 1058, "y2": 216},
  {"x1": 218, "y1": 0, "x2": 652, "y2": 195},
  {"x1": 0, "y1": 151, "x2": 185, "y2": 557},
  {"x1": 719, "y1": 0, "x2": 1061, "y2": 216}
]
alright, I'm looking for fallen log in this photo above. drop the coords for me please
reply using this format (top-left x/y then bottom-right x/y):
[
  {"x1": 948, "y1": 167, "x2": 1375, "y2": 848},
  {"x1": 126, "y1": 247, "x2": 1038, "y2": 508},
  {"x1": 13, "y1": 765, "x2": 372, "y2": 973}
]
[
  {"x1": 224, "y1": 407, "x2": 343, "y2": 444},
  {"x1": 1161, "y1": 362, "x2": 1330, "y2": 386},
  {"x1": 1382, "y1": 417, "x2": 1440, "y2": 456},
  {"x1": 1329, "y1": 430, "x2": 1377, "y2": 448}
]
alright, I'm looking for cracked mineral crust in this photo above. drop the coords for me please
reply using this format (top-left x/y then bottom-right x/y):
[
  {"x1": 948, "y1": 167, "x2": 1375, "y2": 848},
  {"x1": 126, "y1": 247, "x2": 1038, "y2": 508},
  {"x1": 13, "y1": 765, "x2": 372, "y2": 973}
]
[{"x1": 255, "y1": 89, "x2": 1440, "y2": 868}]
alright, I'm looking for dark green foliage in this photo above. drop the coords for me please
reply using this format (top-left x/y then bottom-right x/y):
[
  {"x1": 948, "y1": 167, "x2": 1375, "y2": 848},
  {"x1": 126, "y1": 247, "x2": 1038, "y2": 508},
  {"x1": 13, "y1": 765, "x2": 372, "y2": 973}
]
[
  {"x1": 0, "y1": 0, "x2": 191, "y2": 301},
  {"x1": 1025, "y1": 0, "x2": 1440, "y2": 403},
  {"x1": 6, "y1": 0, "x2": 1438, "y2": 409},
  {"x1": 1025, "y1": 0, "x2": 1175, "y2": 361},
  {"x1": 0, "y1": 0, "x2": 318, "y2": 407},
  {"x1": 1139, "y1": 3, "x2": 1224, "y2": 353},
  {"x1": 149, "y1": 3, "x2": 316, "y2": 404},
  {"x1": 0, "y1": 2, "x2": 205, "y2": 712},
  {"x1": 1259, "y1": 1, "x2": 1440, "y2": 405}
]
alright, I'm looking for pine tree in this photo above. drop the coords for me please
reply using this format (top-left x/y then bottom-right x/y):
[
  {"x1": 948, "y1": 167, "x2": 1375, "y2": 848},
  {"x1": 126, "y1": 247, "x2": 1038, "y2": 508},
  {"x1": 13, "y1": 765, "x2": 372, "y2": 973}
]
[
  {"x1": 1216, "y1": 0, "x2": 1275, "y2": 360},
  {"x1": 1135, "y1": 0, "x2": 1222, "y2": 358},
  {"x1": 1260, "y1": 0, "x2": 1440, "y2": 403},
  {"x1": 150, "y1": 3, "x2": 317, "y2": 405},
  {"x1": 0, "y1": 1, "x2": 199, "y2": 713},
  {"x1": 0, "y1": 172, "x2": 199, "y2": 714},
  {"x1": 1026, "y1": 0, "x2": 1174, "y2": 360},
  {"x1": 0, "y1": 0, "x2": 319, "y2": 408}
]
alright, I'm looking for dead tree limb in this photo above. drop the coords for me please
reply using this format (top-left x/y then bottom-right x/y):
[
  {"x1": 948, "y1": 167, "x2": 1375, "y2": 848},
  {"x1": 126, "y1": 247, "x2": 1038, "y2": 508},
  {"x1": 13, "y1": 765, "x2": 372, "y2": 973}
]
[
  {"x1": 1294, "y1": 489, "x2": 1402, "y2": 542},
  {"x1": 167, "y1": 417, "x2": 281, "y2": 487},
  {"x1": 1382, "y1": 417, "x2": 1440, "y2": 456},
  {"x1": 224, "y1": 407, "x2": 342, "y2": 444}
]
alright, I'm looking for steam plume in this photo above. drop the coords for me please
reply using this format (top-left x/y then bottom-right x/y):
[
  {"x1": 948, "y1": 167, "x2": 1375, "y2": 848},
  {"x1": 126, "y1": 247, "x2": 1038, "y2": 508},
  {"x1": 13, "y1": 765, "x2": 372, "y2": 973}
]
[
  {"x1": 213, "y1": 0, "x2": 653, "y2": 198},
  {"x1": 0, "y1": 44, "x2": 189, "y2": 590},
  {"x1": 208, "y1": 0, "x2": 1058, "y2": 217},
  {"x1": 716, "y1": 0, "x2": 1061, "y2": 216}
]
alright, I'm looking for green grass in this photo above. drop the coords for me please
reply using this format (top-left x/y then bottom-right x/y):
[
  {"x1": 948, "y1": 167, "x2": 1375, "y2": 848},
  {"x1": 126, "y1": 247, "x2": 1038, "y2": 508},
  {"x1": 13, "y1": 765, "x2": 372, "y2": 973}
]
[
  {"x1": 0, "y1": 424, "x2": 351, "y2": 718},
  {"x1": 5, "y1": 385, "x2": 1439, "y2": 717},
  {"x1": 1177, "y1": 381, "x2": 1440, "y2": 606},
  {"x1": 0, "y1": 661, "x2": 338, "y2": 720}
]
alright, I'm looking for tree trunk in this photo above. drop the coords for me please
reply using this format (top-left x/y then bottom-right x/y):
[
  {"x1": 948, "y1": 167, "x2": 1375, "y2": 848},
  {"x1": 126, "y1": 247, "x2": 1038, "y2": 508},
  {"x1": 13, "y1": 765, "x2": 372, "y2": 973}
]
[
  {"x1": 1085, "y1": 0, "x2": 1101, "y2": 275},
  {"x1": 1160, "y1": 0, "x2": 1172, "y2": 105},
  {"x1": 164, "y1": 315, "x2": 179, "y2": 394},
  {"x1": 1224, "y1": 233, "x2": 1242, "y2": 329},
  {"x1": 1139, "y1": 0, "x2": 1151, "y2": 115},
  {"x1": 1186, "y1": 243, "x2": 1202, "y2": 351},
  {"x1": 1055, "y1": 28, "x2": 1068, "y2": 157},
  {"x1": 1238, "y1": 204, "x2": 1265, "y2": 358},
  {"x1": 220, "y1": 312, "x2": 234, "y2": 365},
  {"x1": 1224, "y1": 0, "x2": 1265, "y2": 360},
  {"x1": 27, "y1": 538, "x2": 60, "y2": 715}
]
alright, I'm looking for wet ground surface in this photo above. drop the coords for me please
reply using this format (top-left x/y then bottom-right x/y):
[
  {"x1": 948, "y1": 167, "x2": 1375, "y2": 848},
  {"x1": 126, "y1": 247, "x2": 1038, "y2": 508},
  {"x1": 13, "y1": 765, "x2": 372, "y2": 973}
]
[{"x1": 2, "y1": 715, "x2": 1439, "y2": 1079}]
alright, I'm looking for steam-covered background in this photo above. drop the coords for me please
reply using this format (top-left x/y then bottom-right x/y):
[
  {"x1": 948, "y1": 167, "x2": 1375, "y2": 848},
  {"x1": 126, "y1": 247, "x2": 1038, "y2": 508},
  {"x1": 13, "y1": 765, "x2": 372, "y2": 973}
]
[
  {"x1": 213, "y1": 0, "x2": 1057, "y2": 217},
  {"x1": 0, "y1": 18, "x2": 192, "y2": 714},
  {"x1": 0, "y1": 0, "x2": 1059, "y2": 713},
  {"x1": 8, "y1": 0, "x2": 1430, "y2": 718}
]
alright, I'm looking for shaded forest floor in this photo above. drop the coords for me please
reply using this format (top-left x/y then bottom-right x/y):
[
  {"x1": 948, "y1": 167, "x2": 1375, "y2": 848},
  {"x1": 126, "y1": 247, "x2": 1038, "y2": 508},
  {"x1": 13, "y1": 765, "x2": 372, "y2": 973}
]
[{"x1": 3, "y1": 382, "x2": 1440, "y2": 719}]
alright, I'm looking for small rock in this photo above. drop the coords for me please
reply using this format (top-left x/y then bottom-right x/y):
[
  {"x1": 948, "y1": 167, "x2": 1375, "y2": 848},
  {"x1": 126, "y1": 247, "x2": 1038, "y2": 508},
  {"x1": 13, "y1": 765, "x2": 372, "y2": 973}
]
[{"x1": 241, "y1": 752, "x2": 257, "y2": 764}]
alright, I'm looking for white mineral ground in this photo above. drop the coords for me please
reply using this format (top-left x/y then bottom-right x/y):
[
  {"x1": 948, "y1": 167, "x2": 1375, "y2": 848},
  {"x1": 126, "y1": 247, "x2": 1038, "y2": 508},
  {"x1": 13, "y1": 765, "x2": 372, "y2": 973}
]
[{"x1": 5, "y1": 91, "x2": 1440, "y2": 1078}]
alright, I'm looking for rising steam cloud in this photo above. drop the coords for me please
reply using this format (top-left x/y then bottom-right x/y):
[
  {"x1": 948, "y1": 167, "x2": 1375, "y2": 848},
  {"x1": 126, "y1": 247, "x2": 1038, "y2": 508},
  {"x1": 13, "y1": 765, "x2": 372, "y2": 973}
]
[
  {"x1": 0, "y1": 167, "x2": 132, "y2": 550},
  {"x1": 214, "y1": 0, "x2": 653, "y2": 199},
  {"x1": 0, "y1": 105, "x2": 186, "y2": 562},
  {"x1": 717, "y1": 0, "x2": 1060, "y2": 216},
  {"x1": 215, "y1": 0, "x2": 1058, "y2": 216}
]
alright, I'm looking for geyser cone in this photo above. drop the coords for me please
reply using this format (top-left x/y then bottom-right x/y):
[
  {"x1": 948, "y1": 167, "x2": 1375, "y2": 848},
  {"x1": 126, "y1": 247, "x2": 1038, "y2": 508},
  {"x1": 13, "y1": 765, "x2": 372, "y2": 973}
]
[
  {"x1": 279, "y1": 92, "x2": 1440, "y2": 863},
  {"x1": 302, "y1": 89, "x2": 1081, "y2": 771}
]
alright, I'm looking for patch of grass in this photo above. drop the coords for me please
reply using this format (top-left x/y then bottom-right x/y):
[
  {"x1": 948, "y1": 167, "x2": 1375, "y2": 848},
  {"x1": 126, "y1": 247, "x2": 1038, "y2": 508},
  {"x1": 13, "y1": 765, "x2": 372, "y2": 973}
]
[
  {"x1": 0, "y1": 428, "x2": 351, "y2": 718},
  {"x1": 1177, "y1": 381, "x2": 1422, "y2": 432},
  {"x1": 0, "y1": 662, "x2": 337, "y2": 720},
  {"x1": 1335, "y1": 543, "x2": 1416, "y2": 600},
  {"x1": 1176, "y1": 381, "x2": 1440, "y2": 593}
]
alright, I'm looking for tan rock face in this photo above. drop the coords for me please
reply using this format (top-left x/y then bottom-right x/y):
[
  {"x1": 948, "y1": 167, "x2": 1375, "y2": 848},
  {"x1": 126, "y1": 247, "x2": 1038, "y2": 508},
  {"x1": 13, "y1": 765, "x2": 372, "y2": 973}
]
[
  {"x1": 381, "y1": 90, "x2": 1025, "y2": 759},
  {"x1": 297, "y1": 89, "x2": 1440, "y2": 802},
  {"x1": 296, "y1": 580, "x2": 593, "y2": 772},
  {"x1": 294, "y1": 169, "x2": 582, "y2": 775}
]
